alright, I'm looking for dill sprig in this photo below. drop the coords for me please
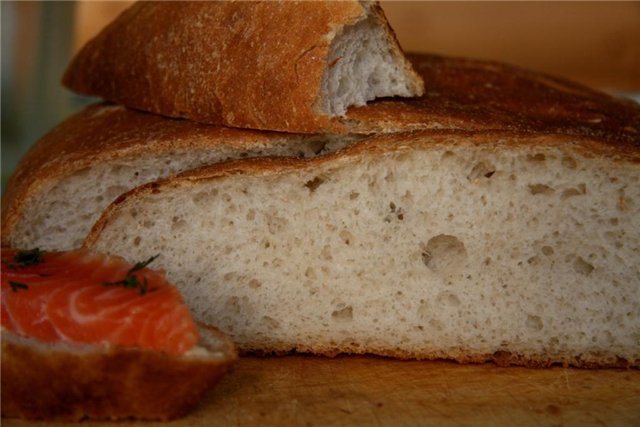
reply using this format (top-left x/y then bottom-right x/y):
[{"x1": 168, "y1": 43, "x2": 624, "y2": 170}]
[
  {"x1": 9, "y1": 281, "x2": 29, "y2": 292},
  {"x1": 102, "y1": 254, "x2": 160, "y2": 295},
  {"x1": 2, "y1": 248, "x2": 45, "y2": 270}
]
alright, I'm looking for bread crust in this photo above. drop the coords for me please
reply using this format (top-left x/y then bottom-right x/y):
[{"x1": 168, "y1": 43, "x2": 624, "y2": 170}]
[
  {"x1": 240, "y1": 344, "x2": 639, "y2": 369},
  {"x1": 346, "y1": 54, "x2": 640, "y2": 146},
  {"x1": 1, "y1": 325, "x2": 237, "y2": 421},
  {"x1": 62, "y1": 1, "x2": 422, "y2": 133}
]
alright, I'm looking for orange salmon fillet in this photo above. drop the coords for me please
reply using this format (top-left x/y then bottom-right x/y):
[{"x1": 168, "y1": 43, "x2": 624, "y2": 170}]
[{"x1": 1, "y1": 248, "x2": 198, "y2": 354}]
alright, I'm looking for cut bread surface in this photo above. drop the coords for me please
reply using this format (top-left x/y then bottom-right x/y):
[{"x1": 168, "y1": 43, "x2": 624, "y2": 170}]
[
  {"x1": 321, "y1": 3, "x2": 422, "y2": 116},
  {"x1": 1, "y1": 104, "x2": 357, "y2": 251},
  {"x1": 86, "y1": 132, "x2": 640, "y2": 367}
]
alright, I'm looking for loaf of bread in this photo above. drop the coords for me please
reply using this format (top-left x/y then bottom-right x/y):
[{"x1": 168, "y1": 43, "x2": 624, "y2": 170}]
[
  {"x1": 1, "y1": 325, "x2": 236, "y2": 421},
  {"x1": 84, "y1": 128, "x2": 640, "y2": 368},
  {"x1": 0, "y1": 103, "x2": 356, "y2": 251},
  {"x1": 62, "y1": 0, "x2": 424, "y2": 133}
]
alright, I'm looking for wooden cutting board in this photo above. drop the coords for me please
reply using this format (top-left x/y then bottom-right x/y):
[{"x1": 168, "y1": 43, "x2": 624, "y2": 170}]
[{"x1": 4, "y1": 355, "x2": 640, "y2": 426}]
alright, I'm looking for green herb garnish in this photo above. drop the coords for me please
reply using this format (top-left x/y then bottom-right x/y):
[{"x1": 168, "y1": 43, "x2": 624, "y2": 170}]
[
  {"x1": 9, "y1": 281, "x2": 29, "y2": 292},
  {"x1": 2, "y1": 248, "x2": 45, "y2": 270},
  {"x1": 14, "y1": 248, "x2": 45, "y2": 267},
  {"x1": 102, "y1": 254, "x2": 160, "y2": 295}
]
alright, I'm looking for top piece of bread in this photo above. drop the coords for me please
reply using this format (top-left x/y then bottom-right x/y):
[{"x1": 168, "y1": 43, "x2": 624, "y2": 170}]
[{"x1": 63, "y1": 0, "x2": 424, "y2": 133}]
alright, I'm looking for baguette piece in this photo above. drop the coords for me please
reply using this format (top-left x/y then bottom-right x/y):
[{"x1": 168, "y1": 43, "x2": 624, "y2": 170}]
[
  {"x1": 0, "y1": 103, "x2": 356, "y2": 251},
  {"x1": 85, "y1": 130, "x2": 640, "y2": 368},
  {"x1": 1, "y1": 325, "x2": 236, "y2": 421},
  {"x1": 62, "y1": 0, "x2": 424, "y2": 133}
]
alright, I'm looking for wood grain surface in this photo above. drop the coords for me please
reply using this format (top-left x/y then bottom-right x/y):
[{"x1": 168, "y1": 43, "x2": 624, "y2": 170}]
[{"x1": 4, "y1": 355, "x2": 640, "y2": 426}]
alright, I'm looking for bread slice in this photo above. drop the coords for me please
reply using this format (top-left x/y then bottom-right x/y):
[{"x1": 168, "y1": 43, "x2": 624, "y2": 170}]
[
  {"x1": 0, "y1": 103, "x2": 356, "y2": 251},
  {"x1": 62, "y1": 1, "x2": 424, "y2": 133},
  {"x1": 1, "y1": 325, "x2": 236, "y2": 421},
  {"x1": 84, "y1": 130, "x2": 640, "y2": 368}
]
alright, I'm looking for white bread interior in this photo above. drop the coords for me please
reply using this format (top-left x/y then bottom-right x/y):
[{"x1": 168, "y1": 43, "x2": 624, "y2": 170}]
[
  {"x1": 8, "y1": 133, "x2": 353, "y2": 252},
  {"x1": 321, "y1": 3, "x2": 423, "y2": 116},
  {"x1": 86, "y1": 133, "x2": 640, "y2": 367}
]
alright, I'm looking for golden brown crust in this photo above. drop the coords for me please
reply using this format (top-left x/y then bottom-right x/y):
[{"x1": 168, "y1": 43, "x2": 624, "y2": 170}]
[
  {"x1": 63, "y1": 1, "x2": 421, "y2": 134},
  {"x1": 0, "y1": 326, "x2": 237, "y2": 421},
  {"x1": 241, "y1": 346, "x2": 639, "y2": 369},
  {"x1": 243, "y1": 321, "x2": 639, "y2": 368},
  {"x1": 346, "y1": 54, "x2": 640, "y2": 148}
]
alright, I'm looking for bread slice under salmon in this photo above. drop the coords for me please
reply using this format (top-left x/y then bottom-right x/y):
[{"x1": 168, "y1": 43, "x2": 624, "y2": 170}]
[
  {"x1": 84, "y1": 129, "x2": 640, "y2": 368},
  {"x1": 62, "y1": 0, "x2": 424, "y2": 134},
  {"x1": 1, "y1": 325, "x2": 236, "y2": 421}
]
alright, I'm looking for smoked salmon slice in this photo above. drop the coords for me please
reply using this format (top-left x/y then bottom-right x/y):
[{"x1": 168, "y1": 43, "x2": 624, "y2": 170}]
[{"x1": 1, "y1": 248, "x2": 198, "y2": 354}]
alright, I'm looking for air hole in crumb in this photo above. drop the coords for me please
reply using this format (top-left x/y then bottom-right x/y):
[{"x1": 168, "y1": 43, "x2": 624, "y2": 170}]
[
  {"x1": 384, "y1": 171, "x2": 395, "y2": 182},
  {"x1": 227, "y1": 296, "x2": 240, "y2": 313},
  {"x1": 527, "y1": 153, "x2": 546, "y2": 162},
  {"x1": 321, "y1": 245, "x2": 333, "y2": 261},
  {"x1": 541, "y1": 246, "x2": 554, "y2": 256},
  {"x1": 467, "y1": 161, "x2": 496, "y2": 180},
  {"x1": 417, "y1": 301, "x2": 430, "y2": 318},
  {"x1": 441, "y1": 151, "x2": 455, "y2": 160},
  {"x1": 349, "y1": 191, "x2": 360, "y2": 200},
  {"x1": 171, "y1": 216, "x2": 187, "y2": 231},
  {"x1": 133, "y1": 236, "x2": 141, "y2": 247},
  {"x1": 526, "y1": 315, "x2": 544, "y2": 331},
  {"x1": 332, "y1": 306, "x2": 353, "y2": 321},
  {"x1": 428, "y1": 318, "x2": 444, "y2": 331},
  {"x1": 384, "y1": 202, "x2": 405, "y2": 222},
  {"x1": 527, "y1": 256, "x2": 540, "y2": 265},
  {"x1": 561, "y1": 183, "x2": 586, "y2": 200},
  {"x1": 192, "y1": 190, "x2": 217, "y2": 208},
  {"x1": 421, "y1": 235, "x2": 467, "y2": 274},
  {"x1": 262, "y1": 316, "x2": 280, "y2": 329},
  {"x1": 436, "y1": 291, "x2": 460, "y2": 306},
  {"x1": 562, "y1": 156, "x2": 577, "y2": 169},
  {"x1": 305, "y1": 267, "x2": 316, "y2": 279},
  {"x1": 573, "y1": 256, "x2": 594, "y2": 276},
  {"x1": 528, "y1": 184, "x2": 554, "y2": 195},
  {"x1": 339, "y1": 230, "x2": 354, "y2": 245},
  {"x1": 305, "y1": 176, "x2": 325, "y2": 192},
  {"x1": 248, "y1": 279, "x2": 261, "y2": 289}
]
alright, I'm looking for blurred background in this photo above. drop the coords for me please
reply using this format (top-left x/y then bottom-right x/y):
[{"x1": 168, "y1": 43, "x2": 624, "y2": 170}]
[{"x1": 2, "y1": 1, "x2": 640, "y2": 193}]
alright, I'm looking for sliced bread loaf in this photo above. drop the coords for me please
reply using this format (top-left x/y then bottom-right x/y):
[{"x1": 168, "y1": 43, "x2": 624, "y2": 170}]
[
  {"x1": 85, "y1": 130, "x2": 640, "y2": 367},
  {"x1": 62, "y1": 1, "x2": 424, "y2": 133}
]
